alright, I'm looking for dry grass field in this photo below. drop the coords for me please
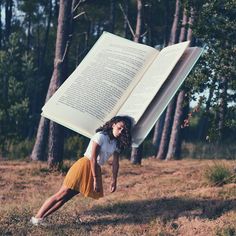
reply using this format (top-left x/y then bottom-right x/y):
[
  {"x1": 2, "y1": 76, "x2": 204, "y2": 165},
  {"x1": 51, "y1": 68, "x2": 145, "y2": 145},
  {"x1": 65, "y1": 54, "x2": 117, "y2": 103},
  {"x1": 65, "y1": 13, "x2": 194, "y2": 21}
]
[{"x1": 0, "y1": 157, "x2": 236, "y2": 236}]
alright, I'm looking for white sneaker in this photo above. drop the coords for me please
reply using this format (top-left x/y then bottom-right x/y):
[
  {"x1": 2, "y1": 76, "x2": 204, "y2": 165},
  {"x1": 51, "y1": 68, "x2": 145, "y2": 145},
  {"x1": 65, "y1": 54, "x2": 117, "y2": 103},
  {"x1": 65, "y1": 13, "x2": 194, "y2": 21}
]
[{"x1": 30, "y1": 216, "x2": 47, "y2": 226}]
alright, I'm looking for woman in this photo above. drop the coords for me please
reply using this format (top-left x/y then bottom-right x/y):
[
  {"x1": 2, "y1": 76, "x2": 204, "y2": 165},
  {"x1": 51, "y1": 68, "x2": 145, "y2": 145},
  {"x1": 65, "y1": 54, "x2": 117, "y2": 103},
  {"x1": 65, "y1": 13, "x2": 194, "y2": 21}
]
[{"x1": 30, "y1": 116, "x2": 132, "y2": 225}]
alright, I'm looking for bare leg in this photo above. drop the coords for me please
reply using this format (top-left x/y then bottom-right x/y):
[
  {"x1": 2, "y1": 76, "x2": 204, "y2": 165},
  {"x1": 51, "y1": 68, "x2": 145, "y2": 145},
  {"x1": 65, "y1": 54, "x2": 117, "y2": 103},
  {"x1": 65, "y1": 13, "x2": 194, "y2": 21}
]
[{"x1": 35, "y1": 186, "x2": 79, "y2": 219}]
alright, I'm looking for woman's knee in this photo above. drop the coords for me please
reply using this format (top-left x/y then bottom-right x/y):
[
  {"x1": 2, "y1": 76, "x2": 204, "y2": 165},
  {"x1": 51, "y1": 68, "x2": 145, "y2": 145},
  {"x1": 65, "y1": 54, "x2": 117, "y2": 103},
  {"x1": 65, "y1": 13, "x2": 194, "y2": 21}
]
[{"x1": 55, "y1": 187, "x2": 78, "y2": 202}]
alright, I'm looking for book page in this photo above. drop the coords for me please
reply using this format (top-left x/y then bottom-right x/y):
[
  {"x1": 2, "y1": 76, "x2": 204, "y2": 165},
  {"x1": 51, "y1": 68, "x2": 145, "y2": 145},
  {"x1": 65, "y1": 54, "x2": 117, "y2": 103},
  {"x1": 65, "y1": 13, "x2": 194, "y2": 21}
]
[
  {"x1": 42, "y1": 32, "x2": 158, "y2": 137},
  {"x1": 131, "y1": 47, "x2": 203, "y2": 147},
  {"x1": 117, "y1": 41, "x2": 190, "y2": 123}
]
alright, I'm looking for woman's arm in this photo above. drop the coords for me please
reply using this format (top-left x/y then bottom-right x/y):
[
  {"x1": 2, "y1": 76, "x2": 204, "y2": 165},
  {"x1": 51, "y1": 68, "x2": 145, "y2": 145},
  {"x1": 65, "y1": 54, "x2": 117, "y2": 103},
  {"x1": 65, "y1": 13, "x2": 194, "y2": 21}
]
[
  {"x1": 110, "y1": 151, "x2": 120, "y2": 193},
  {"x1": 90, "y1": 141, "x2": 101, "y2": 192}
]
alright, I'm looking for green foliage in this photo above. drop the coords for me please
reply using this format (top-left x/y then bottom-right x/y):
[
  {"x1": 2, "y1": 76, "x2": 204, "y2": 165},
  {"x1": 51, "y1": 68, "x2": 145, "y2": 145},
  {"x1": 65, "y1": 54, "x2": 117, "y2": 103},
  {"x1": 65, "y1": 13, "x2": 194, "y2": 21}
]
[
  {"x1": 6, "y1": 139, "x2": 34, "y2": 159},
  {"x1": 182, "y1": 142, "x2": 236, "y2": 160},
  {"x1": 204, "y1": 163, "x2": 233, "y2": 186},
  {"x1": 64, "y1": 135, "x2": 89, "y2": 160},
  {"x1": 0, "y1": 33, "x2": 31, "y2": 153},
  {"x1": 188, "y1": 0, "x2": 236, "y2": 142}
]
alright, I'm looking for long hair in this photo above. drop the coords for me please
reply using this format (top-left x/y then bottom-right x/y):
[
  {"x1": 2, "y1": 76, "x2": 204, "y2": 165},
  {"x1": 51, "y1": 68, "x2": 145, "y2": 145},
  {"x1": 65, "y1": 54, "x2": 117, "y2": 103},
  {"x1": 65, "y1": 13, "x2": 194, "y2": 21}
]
[{"x1": 96, "y1": 116, "x2": 133, "y2": 151}]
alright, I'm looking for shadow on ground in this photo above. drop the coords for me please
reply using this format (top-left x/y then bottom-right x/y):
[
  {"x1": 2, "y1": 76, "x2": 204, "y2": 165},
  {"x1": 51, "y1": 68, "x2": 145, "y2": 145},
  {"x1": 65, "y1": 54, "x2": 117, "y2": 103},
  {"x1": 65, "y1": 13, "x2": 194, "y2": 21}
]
[{"x1": 83, "y1": 197, "x2": 236, "y2": 226}]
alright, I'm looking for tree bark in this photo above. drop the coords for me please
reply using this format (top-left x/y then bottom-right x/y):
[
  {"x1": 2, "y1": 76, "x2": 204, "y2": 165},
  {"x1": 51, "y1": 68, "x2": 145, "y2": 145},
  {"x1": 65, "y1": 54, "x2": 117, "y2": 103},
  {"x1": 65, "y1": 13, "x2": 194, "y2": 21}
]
[
  {"x1": 109, "y1": 0, "x2": 116, "y2": 33},
  {"x1": 133, "y1": 0, "x2": 142, "y2": 43},
  {"x1": 155, "y1": 0, "x2": 180, "y2": 160},
  {"x1": 123, "y1": 0, "x2": 130, "y2": 38},
  {"x1": 48, "y1": 0, "x2": 73, "y2": 169},
  {"x1": 0, "y1": 1, "x2": 2, "y2": 49},
  {"x1": 165, "y1": 7, "x2": 188, "y2": 160},
  {"x1": 168, "y1": 0, "x2": 180, "y2": 45},
  {"x1": 5, "y1": 0, "x2": 13, "y2": 41},
  {"x1": 152, "y1": 110, "x2": 166, "y2": 156},
  {"x1": 156, "y1": 97, "x2": 176, "y2": 160},
  {"x1": 31, "y1": 0, "x2": 73, "y2": 162},
  {"x1": 197, "y1": 78, "x2": 216, "y2": 140},
  {"x1": 217, "y1": 77, "x2": 228, "y2": 143},
  {"x1": 130, "y1": 0, "x2": 143, "y2": 164},
  {"x1": 130, "y1": 143, "x2": 143, "y2": 165},
  {"x1": 166, "y1": 90, "x2": 185, "y2": 160}
]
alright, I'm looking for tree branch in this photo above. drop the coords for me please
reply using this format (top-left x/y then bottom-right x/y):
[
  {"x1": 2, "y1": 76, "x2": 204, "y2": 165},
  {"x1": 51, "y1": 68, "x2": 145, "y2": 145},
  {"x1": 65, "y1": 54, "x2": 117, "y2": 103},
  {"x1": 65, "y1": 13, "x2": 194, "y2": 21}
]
[{"x1": 118, "y1": 3, "x2": 135, "y2": 38}]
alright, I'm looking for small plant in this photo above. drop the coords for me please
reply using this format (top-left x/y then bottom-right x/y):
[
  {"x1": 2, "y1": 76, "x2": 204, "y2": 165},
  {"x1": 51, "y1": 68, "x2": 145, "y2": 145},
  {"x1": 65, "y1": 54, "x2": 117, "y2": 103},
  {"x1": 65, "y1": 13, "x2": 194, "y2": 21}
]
[
  {"x1": 205, "y1": 163, "x2": 233, "y2": 186},
  {"x1": 216, "y1": 227, "x2": 236, "y2": 236}
]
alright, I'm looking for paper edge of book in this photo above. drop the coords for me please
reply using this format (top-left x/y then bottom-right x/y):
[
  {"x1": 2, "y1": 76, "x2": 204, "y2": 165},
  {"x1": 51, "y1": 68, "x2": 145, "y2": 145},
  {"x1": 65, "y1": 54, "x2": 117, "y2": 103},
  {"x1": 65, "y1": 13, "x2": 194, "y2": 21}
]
[{"x1": 131, "y1": 47, "x2": 204, "y2": 147}]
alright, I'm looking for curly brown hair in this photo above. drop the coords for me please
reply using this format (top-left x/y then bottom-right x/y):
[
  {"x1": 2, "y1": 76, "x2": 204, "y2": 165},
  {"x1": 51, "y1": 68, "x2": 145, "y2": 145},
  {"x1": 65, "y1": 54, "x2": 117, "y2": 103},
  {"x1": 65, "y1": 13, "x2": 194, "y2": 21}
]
[{"x1": 95, "y1": 116, "x2": 133, "y2": 151}]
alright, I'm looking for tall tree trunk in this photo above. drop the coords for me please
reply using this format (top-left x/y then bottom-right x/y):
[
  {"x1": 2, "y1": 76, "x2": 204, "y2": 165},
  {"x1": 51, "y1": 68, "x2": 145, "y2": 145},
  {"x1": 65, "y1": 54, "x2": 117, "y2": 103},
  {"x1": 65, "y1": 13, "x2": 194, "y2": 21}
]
[
  {"x1": 156, "y1": 96, "x2": 176, "y2": 159},
  {"x1": 152, "y1": 110, "x2": 166, "y2": 156},
  {"x1": 109, "y1": 0, "x2": 116, "y2": 33},
  {"x1": 123, "y1": 0, "x2": 130, "y2": 38},
  {"x1": 217, "y1": 77, "x2": 228, "y2": 143},
  {"x1": 0, "y1": 1, "x2": 2, "y2": 49},
  {"x1": 133, "y1": 0, "x2": 142, "y2": 43},
  {"x1": 27, "y1": 14, "x2": 31, "y2": 52},
  {"x1": 130, "y1": 0, "x2": 143, "y2": 164},
  {"x1": 197, "y1": 78, "x2": 216, "y2": 140},
  {"x1": 155, "y1": 0, "x2": 180, "y2": 160},
  {"x1": 164, "y1": 0, "x2": 171, "y2": 45},
  {"x1": 48, "y1": 0, "x2": 73, "y2": 169},
  {"x1": 41, "y1": 0, "x2": 53, "y2": 68},
  {"x1": 5, "y1": 0, "x2": 13, "y2": 41},
  {"x1": 166, "y1": 90, "x2": 185, "y2": 160},
  {"x1": 130, "y1": 144, "x2": 143, "y2": 165},
  {"x1": 166, "y1": 7, "x2": 188, "y2": 160},
  {"x1": 168, "y1": 0, "x2": 180, "y2": 45},
  {"x1": 31, "y1": 0, "x2": 73, "y2": 162}
]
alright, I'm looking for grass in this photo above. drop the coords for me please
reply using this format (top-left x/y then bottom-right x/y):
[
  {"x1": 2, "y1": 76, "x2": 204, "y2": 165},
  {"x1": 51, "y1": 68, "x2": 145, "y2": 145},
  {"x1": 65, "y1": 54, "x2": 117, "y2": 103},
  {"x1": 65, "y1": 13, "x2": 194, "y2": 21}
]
[
  {"x1": 0, "y1": 158, "x2": 236, "y2": 235},
  {"x1": 204, "y1": 163, "x2": 235, "y2": 186}
]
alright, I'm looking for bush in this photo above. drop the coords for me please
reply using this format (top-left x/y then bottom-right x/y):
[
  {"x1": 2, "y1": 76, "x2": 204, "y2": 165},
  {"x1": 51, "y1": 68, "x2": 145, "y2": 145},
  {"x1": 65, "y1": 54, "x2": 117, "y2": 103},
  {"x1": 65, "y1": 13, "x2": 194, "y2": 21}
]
[
  {"x1": 64, "y1": 135, "x2": 89, "y2": 160},
  {"x1": 7, "y1": 139, "x2": 34, "y2": 159},
  {"x1": 204, "y1": 163, "x2": 234, "y2": 186}
]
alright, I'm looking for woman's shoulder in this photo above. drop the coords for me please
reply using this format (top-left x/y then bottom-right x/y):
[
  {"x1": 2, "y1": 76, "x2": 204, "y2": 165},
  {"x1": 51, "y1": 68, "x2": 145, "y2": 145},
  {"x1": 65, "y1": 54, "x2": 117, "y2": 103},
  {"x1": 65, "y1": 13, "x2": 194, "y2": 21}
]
[{"x1": 91, "y1": 131, "x2": 108, "y2": 144}]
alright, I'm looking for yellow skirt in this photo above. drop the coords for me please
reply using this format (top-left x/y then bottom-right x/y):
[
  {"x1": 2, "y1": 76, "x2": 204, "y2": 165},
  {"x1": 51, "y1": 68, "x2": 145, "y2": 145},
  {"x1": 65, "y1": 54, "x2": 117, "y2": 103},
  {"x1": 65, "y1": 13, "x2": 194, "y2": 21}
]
[{"x1": 63, "y1": 157, "x2": 103, "y2": 199}]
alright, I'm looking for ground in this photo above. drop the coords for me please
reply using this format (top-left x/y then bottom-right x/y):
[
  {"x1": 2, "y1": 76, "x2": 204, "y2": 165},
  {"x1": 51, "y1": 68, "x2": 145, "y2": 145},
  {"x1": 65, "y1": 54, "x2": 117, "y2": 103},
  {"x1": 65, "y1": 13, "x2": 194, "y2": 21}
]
[{"x1": 0, "y1": 157, "x2": 236, "y2": 236}]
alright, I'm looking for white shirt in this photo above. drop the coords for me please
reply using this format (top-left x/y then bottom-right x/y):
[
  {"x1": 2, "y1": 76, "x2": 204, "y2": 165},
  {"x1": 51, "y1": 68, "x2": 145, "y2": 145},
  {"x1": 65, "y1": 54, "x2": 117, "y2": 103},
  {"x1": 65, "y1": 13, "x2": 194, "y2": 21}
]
[{"x1": 84, "y1": 131, "x2": 120, "y2": 165}]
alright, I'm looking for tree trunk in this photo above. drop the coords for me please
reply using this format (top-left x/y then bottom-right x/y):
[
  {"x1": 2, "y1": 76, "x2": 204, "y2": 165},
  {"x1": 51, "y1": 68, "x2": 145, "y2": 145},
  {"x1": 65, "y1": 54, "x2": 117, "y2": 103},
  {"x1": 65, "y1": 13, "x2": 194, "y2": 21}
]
[
  {"x1": 109, "y1": 0, "x2": 116, "y2": 33},
  {"x1": 0, "y1": 1, "x2": 2, "y2": 49},
  {"x1": 152, "y1": 110, "x2": 166, "y2": 156},
  {"x1": 130, "y1": 0, "x2": 143, "y2": 164},
  {"x1": 130, "y1": 143, "x2": 143, "y2": 165},
  {"x1": 133, "y1": 0, "x2": 142, "y2": 43},
  {"x1": 5, "y1": 0, "x2": 13, "y2": 41},
  {"x1": 48, "y1": 0, "x2": 73, "y2": 169},
  {"x1": 166, "y1": 90, "x2": 185, "y2": 160},
  {"x1": 155, "y1": 0, "x2": 180, "y2": 160},
  {"x1": 168, "y1": 0, "x2": 180, "y2": 45},
  {"x1": 123, "y1": 0, "x2": 130, "y2": 38},
  {"x1": 31, "y1": 0, "x2": 73, "y2": 162},
  {"x1": 164, "y1": 0, "x2": 171, "y2": 45},
  {"x1": 27, "y1": 0, "x2": 53, "y2": 140},
  {"x1": 41, "y1": 0, "x2": 53, "y2": 68},
  {"x1": 197, "y1": 78, "x2": 216, "y2": 140},
  {"x1": 156, "y1": 97, "x2": 176, "y2": 160},
  {"x1": 217, "y1": 77, "x2": 228, "y2": 143},
  {"x1": 165, "y1": 7, "x2": 188, "y2": 160}
]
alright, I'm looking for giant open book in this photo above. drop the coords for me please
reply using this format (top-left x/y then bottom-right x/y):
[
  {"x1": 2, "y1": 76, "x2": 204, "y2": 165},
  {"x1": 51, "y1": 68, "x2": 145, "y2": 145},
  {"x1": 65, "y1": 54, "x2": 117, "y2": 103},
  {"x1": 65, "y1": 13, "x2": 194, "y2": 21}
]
[{"x1": 42, "y1": 31, "x2": 203, "y2": 147}]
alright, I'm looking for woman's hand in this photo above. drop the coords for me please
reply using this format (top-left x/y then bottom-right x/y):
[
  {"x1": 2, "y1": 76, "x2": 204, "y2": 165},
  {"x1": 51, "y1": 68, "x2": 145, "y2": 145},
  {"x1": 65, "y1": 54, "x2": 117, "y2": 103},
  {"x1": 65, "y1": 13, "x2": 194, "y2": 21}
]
[
  {"x1": 93, "y1": 178, "x2": 100, "y2": 193},
  {"x1": 110, "y1": 179, "x2": 117, "y2": 193}
]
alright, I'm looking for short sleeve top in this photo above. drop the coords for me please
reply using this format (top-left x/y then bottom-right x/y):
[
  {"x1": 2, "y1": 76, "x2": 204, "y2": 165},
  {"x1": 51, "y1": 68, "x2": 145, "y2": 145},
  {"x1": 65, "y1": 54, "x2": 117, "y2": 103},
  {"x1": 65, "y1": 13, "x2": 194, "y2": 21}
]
[{"x1": 84, "y1": 131, "x2": 120, "y2": 165}]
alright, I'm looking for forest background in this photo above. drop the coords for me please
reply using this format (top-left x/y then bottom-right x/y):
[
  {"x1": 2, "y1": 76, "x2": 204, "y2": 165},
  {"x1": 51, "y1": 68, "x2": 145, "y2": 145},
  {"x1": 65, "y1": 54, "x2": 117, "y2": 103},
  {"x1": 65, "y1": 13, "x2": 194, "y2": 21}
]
[{"x1": 0, "y1": 0, "x2": 235, "y2": 167}]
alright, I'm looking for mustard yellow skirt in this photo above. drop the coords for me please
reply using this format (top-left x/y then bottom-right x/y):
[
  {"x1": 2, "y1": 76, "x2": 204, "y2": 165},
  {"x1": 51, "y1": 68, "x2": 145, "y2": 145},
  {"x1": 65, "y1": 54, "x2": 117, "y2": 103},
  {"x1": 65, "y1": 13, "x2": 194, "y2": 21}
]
[{"x1": 63, "y1": 157, "x2": 103, "y2": 199}]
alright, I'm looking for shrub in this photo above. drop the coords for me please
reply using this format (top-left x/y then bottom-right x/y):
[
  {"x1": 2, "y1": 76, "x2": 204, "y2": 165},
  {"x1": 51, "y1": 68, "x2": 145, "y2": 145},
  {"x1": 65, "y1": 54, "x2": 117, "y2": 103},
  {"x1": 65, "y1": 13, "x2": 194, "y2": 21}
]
[
  {"x1": 7, "y1": 139, "x2": 34, "y2": 159},
  {"x1": 64, "y1": 135, "x2": 89, "y2": 160},
  {"x1": 204, "y1": 163, "x2": 233, "y2": 186}
]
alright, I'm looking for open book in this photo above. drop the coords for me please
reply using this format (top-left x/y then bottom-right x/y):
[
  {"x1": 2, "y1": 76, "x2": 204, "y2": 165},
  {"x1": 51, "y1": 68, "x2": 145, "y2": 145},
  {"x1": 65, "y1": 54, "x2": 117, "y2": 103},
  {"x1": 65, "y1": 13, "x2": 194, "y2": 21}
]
[{"x1": 42, "y1": 31, "x2": 203, "y2": 147}]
